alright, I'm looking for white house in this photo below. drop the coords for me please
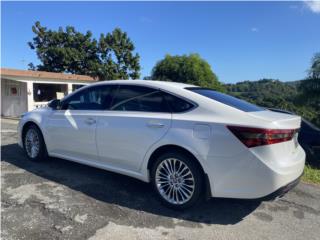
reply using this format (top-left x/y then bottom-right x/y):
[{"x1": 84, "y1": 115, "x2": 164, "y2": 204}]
[{"x1": 1, "y1": 68, "x2": 96, "y2": 117}]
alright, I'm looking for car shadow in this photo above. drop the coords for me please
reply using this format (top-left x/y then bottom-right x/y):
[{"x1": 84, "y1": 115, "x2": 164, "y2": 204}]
[{"x1": 1, "y1": 143, "x2": 261, "y2": 225}]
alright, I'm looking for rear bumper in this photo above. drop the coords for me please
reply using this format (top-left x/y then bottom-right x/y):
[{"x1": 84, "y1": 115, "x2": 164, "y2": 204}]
[{"x1": 257, "y1": 173, "x2": 302, "y2": 201}]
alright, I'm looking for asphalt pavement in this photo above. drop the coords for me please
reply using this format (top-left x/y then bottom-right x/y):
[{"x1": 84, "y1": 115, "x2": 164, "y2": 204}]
[{"x1": 1, "y1": 118, "x2": 320, "y2": 240}]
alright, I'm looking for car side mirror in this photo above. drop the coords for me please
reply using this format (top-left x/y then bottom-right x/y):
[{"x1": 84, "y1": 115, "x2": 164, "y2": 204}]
[{"x1": 48, "y1": 99, "x2": 61, "y2": 110}]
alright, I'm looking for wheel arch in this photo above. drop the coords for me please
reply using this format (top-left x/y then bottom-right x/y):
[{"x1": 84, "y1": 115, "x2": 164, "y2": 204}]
[
  {"x1": 146, "y1": 144, "x2": 212, "y2": 198},
  {"x1": 21, "y1": 121, "x2": 45, "y2": 148},
  {"x1": 147, "y1": 144, "x2": 205, "y2": 174}
]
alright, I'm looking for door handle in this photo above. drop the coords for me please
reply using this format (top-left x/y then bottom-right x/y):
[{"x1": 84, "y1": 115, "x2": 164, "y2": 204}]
[
  {"x1": 84, "y1": 118, "x2": 96, "y2": 125},
  {"x1": 147, "y1": 122, "x2": 165, "y2": 128}
]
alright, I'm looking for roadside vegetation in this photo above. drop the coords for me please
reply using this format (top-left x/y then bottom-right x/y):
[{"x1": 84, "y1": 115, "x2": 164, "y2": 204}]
[
  {"x1": 303, "y1": 165, "x2": 320, "y2": 185},
  {"x1": 224, "y1": 78, "x2": 319, "y2": 127}
]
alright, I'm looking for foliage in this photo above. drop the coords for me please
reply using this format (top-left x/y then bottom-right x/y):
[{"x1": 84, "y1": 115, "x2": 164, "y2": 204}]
[
  {"x1": 28, "y1": 21, "x2": 140, "y2": 80},
  {"x1": 225, "y1": 79, "x2": 320, "y2": 127},
  {"x1": 151, "y1": 54, "x2": 224, "y2": 91},
  {"x1": 297, "y1": 53, "x2": 320, "y2": 113},
  {"x1": 298, "y1": 78, "x2": 320, "y2": 114},
  {"x1": 308, "y1": 52, "x2": 320, "y2": 79},
  {"x1": 302, "y1": 165, "x2": 320, "y2": 185},
  {"x1": 98, "y1": 29, "x2": 140, "y2": 80},
  {"x1": 295, "y1": 53, "x2": 320, "y2": 125},
  {"x1": 299, "y1": 78, "x2": 320, "y2": 98}
]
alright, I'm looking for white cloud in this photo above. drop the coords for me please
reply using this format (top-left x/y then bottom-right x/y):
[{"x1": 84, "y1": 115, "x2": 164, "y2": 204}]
[
  {"x1": 304, "y1": 0, "x2": 320, "y2": 13},
  {"x1": 251, "y1": 27, "x2": 259, "y2": 32}
]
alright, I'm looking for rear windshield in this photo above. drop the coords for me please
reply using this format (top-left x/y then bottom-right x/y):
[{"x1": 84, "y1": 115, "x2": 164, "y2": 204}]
[{"x1": 186, "y1": 87, "x2": 264, "y2": 112}]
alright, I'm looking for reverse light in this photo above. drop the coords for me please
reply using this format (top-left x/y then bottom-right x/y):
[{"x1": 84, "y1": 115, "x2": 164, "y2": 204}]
[{"x1": 227, "y1": 126, "x2": 298, "y2": 148}]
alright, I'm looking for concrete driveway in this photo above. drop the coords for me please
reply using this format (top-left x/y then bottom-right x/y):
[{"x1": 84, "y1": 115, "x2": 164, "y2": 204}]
[{"x1": 1, "y1": 118, "x2": 320, "y2": 240}]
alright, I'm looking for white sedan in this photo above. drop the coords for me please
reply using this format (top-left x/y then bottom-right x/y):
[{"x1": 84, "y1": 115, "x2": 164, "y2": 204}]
[{"x1": 18, "y1": 80, "x2": 305, "y2": 209}]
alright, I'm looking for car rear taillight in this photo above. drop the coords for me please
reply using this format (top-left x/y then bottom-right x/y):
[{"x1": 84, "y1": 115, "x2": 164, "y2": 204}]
[{"x1": 227, "y1": 126, "x2": 298, "y2": 148}]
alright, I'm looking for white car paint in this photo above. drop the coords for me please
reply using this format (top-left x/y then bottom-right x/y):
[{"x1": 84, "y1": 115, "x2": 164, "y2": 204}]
[{"x1": 18, "y1": 80, "x2": 305, "y2": 199}]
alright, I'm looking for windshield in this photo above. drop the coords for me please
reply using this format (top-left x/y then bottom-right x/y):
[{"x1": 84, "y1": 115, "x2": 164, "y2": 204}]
[{"x1": 186, "y1": 87, "x2": 264, "y2": 112}]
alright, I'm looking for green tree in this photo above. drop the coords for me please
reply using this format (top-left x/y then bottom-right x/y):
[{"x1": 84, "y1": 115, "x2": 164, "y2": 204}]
[
  {"x1": 28, "y1": 21, "x2": 140, "y2": 80},
  {"x1": 98, "y1": 28, "x2": 140, "y2": 80},
  {"x1": 299, "y1": 53, "x2": 320, "y2": 105},
  {"x1": 151, "y1": 54, "x2": 224, "y2": 91},
  {"x1": 308, "y1": 52, "x2": 320, "y2": 79},
  {"x1": 297, "y1": 53, "x2": 320, "y2": 125},
  {"x1": 225, "y1": 79, "x2": 320, "y2": 127}
]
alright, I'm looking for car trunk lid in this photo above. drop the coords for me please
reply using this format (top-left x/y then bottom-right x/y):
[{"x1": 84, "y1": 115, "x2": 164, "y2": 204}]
[{"x1": 248, "y1": 110, "x2": 301, "y2": 129}]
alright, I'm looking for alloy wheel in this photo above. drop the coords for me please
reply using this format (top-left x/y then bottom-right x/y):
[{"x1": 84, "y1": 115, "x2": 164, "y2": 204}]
[
  {"x1": 155, "y1": 158, "x2": 195, "y2": 205},
  {"x1": 25, "y1": 128, "x2": 40, "y2": 158}
]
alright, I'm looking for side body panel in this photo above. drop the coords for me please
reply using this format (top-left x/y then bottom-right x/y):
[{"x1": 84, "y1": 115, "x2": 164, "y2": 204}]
[
  {"x1": 96, "y1": 111, "x2": 171, "y2": 172},
  {"x1": 44, "y1": 110, "x2": 99, "y2": 161}
]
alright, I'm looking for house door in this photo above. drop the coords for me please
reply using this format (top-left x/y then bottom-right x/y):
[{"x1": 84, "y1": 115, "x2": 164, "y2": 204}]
[{"x1": 1, "y1": 80, "x2": 28, "y2": 117}]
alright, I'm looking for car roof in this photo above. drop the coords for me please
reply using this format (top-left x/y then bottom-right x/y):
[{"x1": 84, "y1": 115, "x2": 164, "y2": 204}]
[
  {"x1": 63, "y1": 79, "x2": 199, "y2": 103},
  {"x1": 90, "y1": 80, "x2": 197, "y2": 90}
]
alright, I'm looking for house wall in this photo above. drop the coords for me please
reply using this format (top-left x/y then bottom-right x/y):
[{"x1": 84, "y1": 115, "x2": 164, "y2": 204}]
[
  {"x1": 1, "y1": 79, "x2": 28, "y2": 117},
  {"x1": 1, "y1": 77, "x2": 90, "y2": 117},
  {"x1": 30, "y1": 82, "x2": 86, "y2": 110}
]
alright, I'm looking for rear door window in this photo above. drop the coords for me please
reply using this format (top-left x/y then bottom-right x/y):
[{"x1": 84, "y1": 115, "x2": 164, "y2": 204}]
[{"x1": 110, "y1": 85, "x2": 170, "y2": 112}]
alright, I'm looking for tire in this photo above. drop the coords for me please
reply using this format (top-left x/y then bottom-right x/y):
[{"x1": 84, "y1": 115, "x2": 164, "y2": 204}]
[
  {"x1": 23, "y1": 124, "x2": 48, "y2": 162},
  {"x1": 151, "y1": 151, "x2": 203, "y2": 210}
]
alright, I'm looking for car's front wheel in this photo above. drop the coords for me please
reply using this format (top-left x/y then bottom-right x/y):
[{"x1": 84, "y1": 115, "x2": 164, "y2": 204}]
[
  {"x1": 151, "y1": 151, "x2": 203, "y2": 209},
  {"x1": 23, "y1": 124, "x2": 48, "y2": 161}
]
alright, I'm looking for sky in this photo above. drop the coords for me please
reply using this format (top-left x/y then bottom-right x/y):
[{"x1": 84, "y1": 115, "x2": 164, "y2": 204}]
[{"x1": 1, "y1": 1, "x2": 320, "y2": 83}]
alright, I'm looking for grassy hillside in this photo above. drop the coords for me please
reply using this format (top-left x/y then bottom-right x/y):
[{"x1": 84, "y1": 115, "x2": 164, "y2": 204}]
[{"x1": 225, "y1": 79, "x2": 320, "y2": 127}]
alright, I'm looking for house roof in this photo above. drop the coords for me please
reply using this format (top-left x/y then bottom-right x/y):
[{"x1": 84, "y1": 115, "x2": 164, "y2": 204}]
[{"x1": 0, "y1": 68, "x2": 96, "y2": 82}]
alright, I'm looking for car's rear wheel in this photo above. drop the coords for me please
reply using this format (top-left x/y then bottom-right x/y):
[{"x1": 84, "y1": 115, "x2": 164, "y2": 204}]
[
  {"x1": 23, "y1": 124, "x2": 48, "y2": 161},
  {"x1": 151, "y1": 151, "x2": 203, "y2": 209}
]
